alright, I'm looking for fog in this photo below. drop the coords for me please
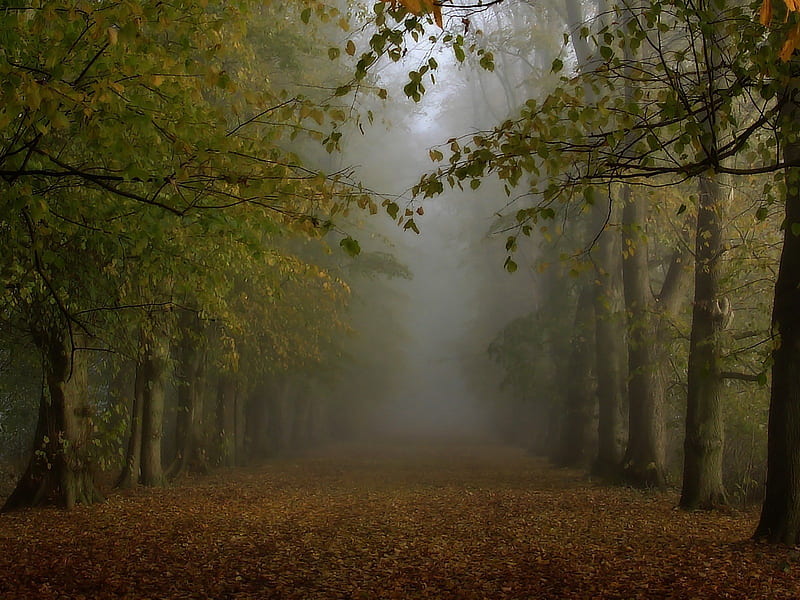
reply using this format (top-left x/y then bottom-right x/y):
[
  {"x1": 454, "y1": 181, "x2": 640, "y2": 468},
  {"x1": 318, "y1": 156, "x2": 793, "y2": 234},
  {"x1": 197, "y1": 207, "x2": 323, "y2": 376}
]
[{"x1": 328, "y1": 35, "x2": 537, "y2": 441}]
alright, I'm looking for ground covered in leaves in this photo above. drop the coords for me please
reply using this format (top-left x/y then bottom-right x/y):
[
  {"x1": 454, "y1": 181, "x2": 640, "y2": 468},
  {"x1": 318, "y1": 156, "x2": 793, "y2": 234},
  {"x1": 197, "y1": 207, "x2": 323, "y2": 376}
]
[{"x1": 1, "y1": 442, "x2": 798, "y2": 599}]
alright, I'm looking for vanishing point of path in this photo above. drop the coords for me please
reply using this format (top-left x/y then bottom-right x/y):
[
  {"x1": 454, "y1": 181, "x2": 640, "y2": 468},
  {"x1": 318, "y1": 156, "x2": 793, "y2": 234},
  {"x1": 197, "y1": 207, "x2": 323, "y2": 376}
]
[{"x1": 1, "y1": 442, "x2": 798, "y2": 599}]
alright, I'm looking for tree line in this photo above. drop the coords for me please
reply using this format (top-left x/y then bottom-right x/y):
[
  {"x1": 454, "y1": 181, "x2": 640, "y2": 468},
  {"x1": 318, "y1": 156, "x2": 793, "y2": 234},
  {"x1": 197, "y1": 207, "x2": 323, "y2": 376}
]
[
  {"x1": 0, "y1": 0, "x2": 399, "y2": 510},
  {"x1": 3, "y1": 0, "x2": 800, "y2": 550},
  {"x1": 362, "y1": 0, "x2": 800, "y2": 545}
]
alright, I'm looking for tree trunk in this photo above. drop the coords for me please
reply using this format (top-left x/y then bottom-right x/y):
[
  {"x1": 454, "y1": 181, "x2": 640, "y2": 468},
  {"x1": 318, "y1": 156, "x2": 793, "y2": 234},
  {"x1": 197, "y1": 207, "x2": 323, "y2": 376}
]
[
  {"x1": 680, "y1": 174, "x2": 727, "y2": 509},
  {"x1": 620, "y1": 185, "x2": 668, "y2": 488},
  {"x1": 167, "y1": 312, "x2": 205, "y2": 479},
  {"x1": 290, "y1": 394, "x2": 312, "y2": 450},
  {"x1": 267, "y1": 379, "x2": 291, "y2": 456},
  {"x1": 557, "y1": 285, "x2": 596, "y2": 468},
  {"x1": 216, "y1": 373, "x2": 237, "y2": 467},
  {"x1": 140, "y1": 333, "x2": 166, "y2": 487},
  {"x1": 235, "y1": 379, "x2": 247, "y2": 464},
  {"x1": 565, "y1": 0, "x2": 620, "y2": 475},
  {"x1": 592, "y1": 199, "x2": 625, "y2": 477},
  {"x1": 244, "y1": 383, "x2": 270, "y2": 460},
  {"x1": 3, "y1": 331, "x2": 103, "y2": 511},
  {"x1": 116, "y1": 359, "x2": 145, "y2": 489},
  {"x1": 755, "y1": 83, "x2": 800, "y2": 544}
]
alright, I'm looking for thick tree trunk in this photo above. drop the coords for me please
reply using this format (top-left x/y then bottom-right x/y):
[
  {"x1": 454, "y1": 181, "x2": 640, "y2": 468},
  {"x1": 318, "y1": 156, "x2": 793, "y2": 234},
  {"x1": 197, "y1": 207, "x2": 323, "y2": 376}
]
[
  {"x1": 140, "y1": 334, "x2": 166, "y2": 487},
  {"x1": 680, "y1": 175, "x2": 727, "y2": 509},
  {"x1": 755, "y1": 84, "x2": 800, "y2": 544},
  {"x1": 116, "y1": 360, "x2": 145, "y2": 489},
  {"x1": 557, "y1": 285, "x2": 596, "y2": 468},
  {"x1": 620, "y1": 185, "x2": 668, "y2": 488},
  {"x1": 3, "y1": 331, "x2": 103, "y2": 511},
  {"x1": 592, "y1": 200, "x2": 625, "y2": 477}
]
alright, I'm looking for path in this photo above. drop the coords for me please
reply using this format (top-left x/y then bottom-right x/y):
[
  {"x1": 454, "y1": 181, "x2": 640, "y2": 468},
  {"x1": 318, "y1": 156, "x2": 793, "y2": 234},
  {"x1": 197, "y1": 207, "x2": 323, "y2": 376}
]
[{"x1": 0, "y1": 442, "x2": 797, "y2": 599}]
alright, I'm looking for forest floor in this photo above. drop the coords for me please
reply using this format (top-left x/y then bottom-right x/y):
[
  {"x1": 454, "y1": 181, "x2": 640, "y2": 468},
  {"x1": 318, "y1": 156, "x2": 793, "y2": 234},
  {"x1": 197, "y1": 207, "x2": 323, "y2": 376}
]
[{"x1": 0, "y1": 441, "x2": 799, "y2": 600}]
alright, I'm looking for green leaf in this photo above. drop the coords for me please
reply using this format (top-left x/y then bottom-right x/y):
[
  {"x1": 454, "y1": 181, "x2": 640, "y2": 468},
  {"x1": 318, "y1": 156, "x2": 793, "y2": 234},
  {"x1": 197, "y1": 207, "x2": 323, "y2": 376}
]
[
  {"x1": 386, "y1": 202, "x2": 399, "y2": 219},
  {"x1": 301, "y1": 8, "x2": 311, "y2": 24},
  {"x1": 340, "y1": 236, "x2": 361, "y2": 257},
  {"x1": 334, "y1": 85, "x2": 352, "y2": 97},
  {"x1": 403, "y1": 219, "x2": 420, "y2": 234},
  {"x1": 551, "y1": 58, "x2": 563, "y2": 73},
  {"x1": 504, "y1": 257, "x2": 518, "y2": 273}
]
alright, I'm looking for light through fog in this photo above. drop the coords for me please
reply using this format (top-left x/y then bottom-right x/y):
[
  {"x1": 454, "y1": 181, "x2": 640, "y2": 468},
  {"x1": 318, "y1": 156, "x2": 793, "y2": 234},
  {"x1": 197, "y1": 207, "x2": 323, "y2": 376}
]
[{"x1": 333, "y1": 30, "x2": 535, "y2": 440}]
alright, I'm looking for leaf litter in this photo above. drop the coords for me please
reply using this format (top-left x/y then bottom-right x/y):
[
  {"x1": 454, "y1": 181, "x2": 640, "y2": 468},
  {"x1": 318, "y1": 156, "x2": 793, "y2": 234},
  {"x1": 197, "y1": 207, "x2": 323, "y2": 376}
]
[{"x1": 0, "y1": 442, "x2": 798, "y2": 599}]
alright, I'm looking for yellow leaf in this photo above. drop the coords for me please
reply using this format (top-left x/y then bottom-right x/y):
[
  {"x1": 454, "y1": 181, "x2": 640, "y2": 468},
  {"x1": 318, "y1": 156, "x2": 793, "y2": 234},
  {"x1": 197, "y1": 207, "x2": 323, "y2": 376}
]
[
  {"x1": 779, "y1": 21, "x2": 800, "y2": 61},
  {"x1": 760, "y1": 0, "x2": 772, "y2": 25}
]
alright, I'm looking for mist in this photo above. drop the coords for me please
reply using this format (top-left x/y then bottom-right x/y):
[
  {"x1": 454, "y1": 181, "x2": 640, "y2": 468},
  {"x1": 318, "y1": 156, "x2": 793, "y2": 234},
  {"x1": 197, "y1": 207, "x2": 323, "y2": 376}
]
[
  {"x1": 2, "y1": 1, "x2": 797, "y2": 597},
  {"x1": 324, "y1": 37, "x2": 536, "y2": 441}
]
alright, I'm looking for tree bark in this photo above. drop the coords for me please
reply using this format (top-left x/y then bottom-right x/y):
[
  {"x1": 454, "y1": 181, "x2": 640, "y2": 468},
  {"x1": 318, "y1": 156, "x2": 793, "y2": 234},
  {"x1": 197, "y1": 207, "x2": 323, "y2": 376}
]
[
  {"x1": 557, "y1": 285, "x2": 597, "y2": 468},
  {"x1": 116, "y1": 359, "x2": 145, "y2": 489},
  {"x1": 620, "y1": 185, "x2": 668, "y2": 488},
  {"x1": 235, "y1": 379, "x2": 247, "y2": 463},
  {"x1": 216, "y1": 373, "x2": 237, "y2": 467},
  {"x1": 267, "y1": 379, "x2": 291, "y2": 456},
  {"x1": 680, "y1": 174, "x2": 727, "y2": 509},
  {"x1": 140, "y1": 332, "x2": 166, "y2": 487},
  {"x1": 167, "y1": 312, "x2": 206, "y2": 479},
  {"x1": 2, "y1": 331, "x2": 103, "y2": 511},
  {"x1": 592, "y1": 200, "x2": 625, "y2": 477},
  {"x1": 244, "y1": 382, "x2": 270, "y2": 460},
  {"x1": 755, "y1": 82, "x2": 800, "y2": 544}
]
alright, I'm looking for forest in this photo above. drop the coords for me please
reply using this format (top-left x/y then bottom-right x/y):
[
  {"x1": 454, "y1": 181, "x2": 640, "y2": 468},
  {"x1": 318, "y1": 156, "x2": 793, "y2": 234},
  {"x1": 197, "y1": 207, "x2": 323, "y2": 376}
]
[{"x1": 2, "y1": 0, "x2": 800, "y2": 598}]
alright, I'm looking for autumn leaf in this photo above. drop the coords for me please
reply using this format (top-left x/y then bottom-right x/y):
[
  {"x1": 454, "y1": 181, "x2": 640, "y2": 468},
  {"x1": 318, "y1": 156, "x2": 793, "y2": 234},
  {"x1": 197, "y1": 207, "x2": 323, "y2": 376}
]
[
  {"x1": 1, "y1": 444, "x2": 799, "y2": 599},
  {"x1": 760, "y1": 0, "x2": 772, "y2": 25},
  {"x1": 779, "y1": 21, "x2": 800, "y2": 60},
  {"x1": 382, "y1": 0, "x2": 443, "y2": 28}
]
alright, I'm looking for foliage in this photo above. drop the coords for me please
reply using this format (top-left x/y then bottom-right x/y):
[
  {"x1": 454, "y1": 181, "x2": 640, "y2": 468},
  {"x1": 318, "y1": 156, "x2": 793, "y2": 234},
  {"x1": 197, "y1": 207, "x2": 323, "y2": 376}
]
[
  {"x1": 0, "y1": 0, "x2": 368, "y2": 344},
  {"x1": 406, "y1": 0, "x2": 794, "y2": 261}
]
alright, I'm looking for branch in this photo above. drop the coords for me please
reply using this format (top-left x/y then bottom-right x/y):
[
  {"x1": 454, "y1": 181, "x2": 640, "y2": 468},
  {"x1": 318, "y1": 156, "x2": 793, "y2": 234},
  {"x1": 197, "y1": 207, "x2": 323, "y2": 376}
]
[
  {"x1": 720, "y1": 371, "x2": 762, "y2": 382},
  {"x1": 32, "y1": 150, "x2": 185, "y2": 215}
]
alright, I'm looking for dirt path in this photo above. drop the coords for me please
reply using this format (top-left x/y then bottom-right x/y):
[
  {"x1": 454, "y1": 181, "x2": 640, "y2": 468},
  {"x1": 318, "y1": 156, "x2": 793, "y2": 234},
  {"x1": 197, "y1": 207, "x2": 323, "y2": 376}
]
[{"x1": 0, "y1": 442, "x2": 797, "y2": 599}]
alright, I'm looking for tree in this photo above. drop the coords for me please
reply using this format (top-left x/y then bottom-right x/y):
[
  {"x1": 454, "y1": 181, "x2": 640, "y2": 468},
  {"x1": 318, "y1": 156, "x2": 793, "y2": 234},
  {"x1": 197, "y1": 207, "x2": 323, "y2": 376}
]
[
  {"x1": 394, "y1": 0, "x2": 771, "y2": 493},
  {"x1": 755, "y1": 0, "x2": 800, "y2": 542},
  {"x1": 1, "y1": 0, "x2": 371, "y2": 508},
  {"x1": 2, "y1": 330, "x2": 103, "y2": 510}
]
